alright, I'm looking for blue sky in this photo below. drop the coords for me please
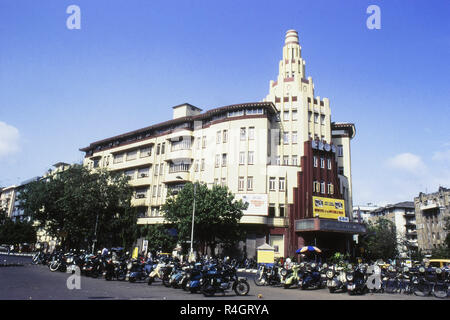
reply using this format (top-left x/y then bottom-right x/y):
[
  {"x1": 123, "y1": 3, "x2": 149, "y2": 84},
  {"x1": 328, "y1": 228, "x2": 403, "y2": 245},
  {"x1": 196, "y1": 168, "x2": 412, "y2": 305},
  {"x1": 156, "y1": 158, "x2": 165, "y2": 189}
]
[{"x1": 1, "y1": 0, "x2": 449, "y2": 206}]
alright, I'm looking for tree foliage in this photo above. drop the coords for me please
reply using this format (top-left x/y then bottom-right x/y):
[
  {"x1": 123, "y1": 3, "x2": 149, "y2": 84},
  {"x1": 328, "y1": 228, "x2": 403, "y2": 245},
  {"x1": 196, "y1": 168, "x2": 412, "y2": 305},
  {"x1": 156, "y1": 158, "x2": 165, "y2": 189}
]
[
  {"x1": 17, "y1": 164, "x2": 138, "y2": 251},
  {"x1": 360, "y1": 218, "x2": 399, "y2": 261},
  {"x1": 161, "y1": 183, "x2": 247, "y2": 256},
  {"x1": 138, "y1": 224, "x2": 178, "y2": 254},
  {"x1": 0, "y1": 217, "x2": 37, "y2": 245}
]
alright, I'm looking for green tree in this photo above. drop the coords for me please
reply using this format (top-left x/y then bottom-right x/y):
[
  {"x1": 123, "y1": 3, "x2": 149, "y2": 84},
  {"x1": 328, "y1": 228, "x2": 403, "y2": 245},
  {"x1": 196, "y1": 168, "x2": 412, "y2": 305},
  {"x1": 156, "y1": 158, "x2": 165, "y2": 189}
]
[
  {"x1": 0, "y1": 217, "x2": 37, "y2": 245},
  {"x1": 360, "y1": 218, "x2": 399, "y2": 261},
  {"x1": 139, "y1": 224, "x2": 178, "y2": 254},
  {"x1": 162, "y1": 182, "x2": 247, "y2": 256},
  {"x1": 17, "y1": 164, "x2": 138, "y2": 251}
]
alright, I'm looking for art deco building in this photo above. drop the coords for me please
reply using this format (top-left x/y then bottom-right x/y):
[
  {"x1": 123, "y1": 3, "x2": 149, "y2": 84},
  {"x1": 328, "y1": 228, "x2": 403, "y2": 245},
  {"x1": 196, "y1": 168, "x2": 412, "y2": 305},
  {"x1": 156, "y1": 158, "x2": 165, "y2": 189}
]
[
  {"x1": 415, "y1": 187, "x2": 450, "y2": 255},
  {"x1": 80, "y1": 30, "x2": 364, "y2": 258}
]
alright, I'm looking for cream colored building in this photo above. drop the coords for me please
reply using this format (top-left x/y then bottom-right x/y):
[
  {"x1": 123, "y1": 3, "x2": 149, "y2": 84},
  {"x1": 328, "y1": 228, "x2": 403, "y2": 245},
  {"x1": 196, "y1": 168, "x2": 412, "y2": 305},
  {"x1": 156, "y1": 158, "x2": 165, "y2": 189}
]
[{"x1": 80, "y1": 30, "x2": 361, "y2": 258}]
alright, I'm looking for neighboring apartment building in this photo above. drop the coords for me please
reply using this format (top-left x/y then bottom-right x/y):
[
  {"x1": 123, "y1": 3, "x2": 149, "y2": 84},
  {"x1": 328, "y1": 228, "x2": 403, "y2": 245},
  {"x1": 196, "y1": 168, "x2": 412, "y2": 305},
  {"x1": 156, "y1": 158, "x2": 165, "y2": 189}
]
[
  {"x1": 415, "y1": 187, "x2": 450, "y2": 255},
  {"x1": 0, "y1": 185, "x2": 17, "y2": 218},
  {"x1": 352, "y1": 203, "x2": 381, "y2": 223},
  {"x1": 368, "y1": 201, "x2": 417, "y2": 257},
  {"x1": 79, "y1": 30, "x2": 364, "y2": 258}
]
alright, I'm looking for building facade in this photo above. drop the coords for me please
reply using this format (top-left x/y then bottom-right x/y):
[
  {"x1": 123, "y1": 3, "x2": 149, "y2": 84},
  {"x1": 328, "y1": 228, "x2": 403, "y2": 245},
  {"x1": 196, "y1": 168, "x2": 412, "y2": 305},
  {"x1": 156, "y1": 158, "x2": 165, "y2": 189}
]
[
  {"x1": 80, "y1": 30, "x2": 364, "y2": 258},
  {"x1": 415, "y1": 187, "x2": 450, "y2": 255},
  {"x1": 368, "y1": 201, "x2": 417, "y2": 258},
  {"x1": 352, "y1": 203, "x2": 381, "y2": 223}
]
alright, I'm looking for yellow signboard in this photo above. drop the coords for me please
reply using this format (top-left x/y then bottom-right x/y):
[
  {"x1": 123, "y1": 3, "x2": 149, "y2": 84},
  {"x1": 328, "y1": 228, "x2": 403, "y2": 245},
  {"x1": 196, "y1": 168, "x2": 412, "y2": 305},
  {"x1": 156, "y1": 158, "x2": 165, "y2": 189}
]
[
  {"x1": 257, "y1": 250, "x2": 275, "y2": 264},
  {"x1": 312, "y1": 196, "x2": 345, "y2": 220}
]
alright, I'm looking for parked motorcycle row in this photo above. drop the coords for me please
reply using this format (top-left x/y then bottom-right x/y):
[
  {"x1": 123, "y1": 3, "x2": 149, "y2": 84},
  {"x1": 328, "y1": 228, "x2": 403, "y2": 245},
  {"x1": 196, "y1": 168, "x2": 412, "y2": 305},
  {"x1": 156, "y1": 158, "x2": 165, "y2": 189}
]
[
  {"x1": 31, "y1": 250, "x2": 250, "y2": 297},
  {"x1": 254, "y1": 261, "x2": 450, "y2": 299}
]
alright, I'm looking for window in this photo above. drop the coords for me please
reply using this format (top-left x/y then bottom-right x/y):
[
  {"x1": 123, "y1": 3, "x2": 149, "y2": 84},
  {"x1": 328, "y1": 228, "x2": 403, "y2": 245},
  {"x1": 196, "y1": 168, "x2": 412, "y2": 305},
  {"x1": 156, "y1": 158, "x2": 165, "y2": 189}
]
[
  {"x1": 283, "y1": 111, "x2": 290, "y2": 121},
  {"x1": 248, "y1": 151, "x2": 254, "y2": 165},
  {"x1": 240, "y1": 127, "x2": 246, "y2": 140},
  {"x1": 228, "y1": 109, "x2": 244, "y2": 117},
  {"x1": 126, "y1": 150, "x2": 137, "y2": 161},
  {"x1": 201, "y1": 159, "x2": 205, "y2": 171},
  {"x1": 138, "y1": 167, "x2": 150, "y2": 178},
  {"x1": 140, "y1": 146, "x2": 152, "y2": 158},
  {"x1": 313, "y1": 181, "x2": 320, "y2": 193},
  {"x1": 283, "y1": 156, "x2": 289, "y2": 165},
  {"x1": 337, "y1": 145, "x2": 343, "y2": 157},
  {"x1": 196, "y1": 137, "x2": 201, "y2": 149},
  {"x1": 279, "y1": 178, "x2": 285, "y2": 191},
  {"x1": 238, "y1": 177, "x2": 245, "y2": 191},
  {"x1": 216, "y1": 131, "x2": 221, "y2": 144},
  {"x1": 223, "y1": 130, "x2": 228, "y2": 143},
  {"x1": 321, "y1": 114, "x2": 326, "y2": 125},
  {"x1": 268, "y1": 204, "x2": 275, "y2": 217},
  {"x1": 247, "y1": 177, "x2": 254, "y2": 190},
  {"x1": 292, "y1": 110, "x2": 298, "y2": 121},
  {"x1": 194, "y1": 160, "x2": 199, "y2": 172},
  {"x1": 321, "y1": 182, "x2": 325, "y2": 194},
  {"x1": 313, "y1": 156, "x2": 318, "y2": 167},
  {"x1": 338, "y1": 166, "x2": 344, "y2": 175},
  {"x1": 93, "y1": 159, "x2": 100, "y2": 168},
  {"x1": 308, "y1": 111, "x2": 312, "y2": 122},
  {"x1": 161, "y1": 142, "x2": 165, "y2": 154},
  {"x1": 292, "y1": 131, "x2": 298, "y2": 144},
  {"x1": 327, "y1": 159, "x2": 332, "y2": 170},
  {"x1": 125, "y1": 169, "x2": 135, "y2": 180},
  {"x1": 279, "y1": 204, "x2": 285, "y2": 217},
  {"x1": 292, "y1": 155, "x2": 298, "y2": 166},
  {"x1": 320, "y1": 158, "x2": 325, "y2": 168},
  {"x1": 222, "y1": 153, "x2": 227, "y2": 167},
  {"x1": 269, "y1": 177, "x2": 276, "y2": 191},
  {"x1": 276, "y1": 156, "x2": 281, "y2": 165},
  {"x1": 113, "y1": 153, "x2": 124, "y2": 164},
  {"x1": 202, "y1": 136, "x2": 206, "y2": 149},
  {"x1": 214, "y1": 178, "x2": 219, "y2": 185},
  {"x1": 248, "y1": 127, "x2": 255, "y2": 140},
  {"x1": 159, "y1": 163, "x2": 164, "y2": 175},
  {"x1": 283, "y1": 132, "x2": 289, "y2": 144},
  {"x1": 135, "y1": 188, "x2": 147, "y2": 199},
  {"x1": 215, "y1": 155, "x2": 220, "y2": 168},
  {"x1": 158, "y1": 185, "x2": 162, "y2": 197},
  {"x1": 328, "y1": 183, "x2": 334, "y2": 195},
  {"x1": 239, "y1": 152, "x2": 245, "y2": 165},
  {"x1": 314, "y1": 113, "x2": 319, "y2": 123},
  {"x1": 152, "y1": 185, "x2": 157, "y2": 197},
  {"x1": 221, "y1": 178, "x2": 226, "y2": 187},
  {"x1": 154, "y1": 164, "x2": 159, "y2": 176}
]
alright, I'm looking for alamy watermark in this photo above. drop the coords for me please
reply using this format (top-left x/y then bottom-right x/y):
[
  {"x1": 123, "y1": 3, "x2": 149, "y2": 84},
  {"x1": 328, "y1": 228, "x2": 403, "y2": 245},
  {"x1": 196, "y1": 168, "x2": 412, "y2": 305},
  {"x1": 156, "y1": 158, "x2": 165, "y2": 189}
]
[
  {"x1": 66, "y1": 266, "x2": 81, "y2": 290},
  {"x1": 66, "y1": 5, "x2": 81, "y2": 30},
  {"x1": 366, "y1": 5, "x2": 381, "y2": 30}
]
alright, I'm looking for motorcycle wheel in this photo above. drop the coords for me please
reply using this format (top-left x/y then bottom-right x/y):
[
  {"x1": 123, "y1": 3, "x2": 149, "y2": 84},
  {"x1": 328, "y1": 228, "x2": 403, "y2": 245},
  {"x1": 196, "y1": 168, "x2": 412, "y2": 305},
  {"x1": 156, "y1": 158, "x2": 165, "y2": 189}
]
[
  {"x1": 190, "y1": 287, "x2": 198, "y2": 294},
  {"x1": 234, "y1": 281, "x2": 250, "y2": 296},
  {"x1": 432, "y1": 285, "x2": 448, "y2": 299},
  {"x1": 283, "y1": 283, "x2": 291, "y2": 289},
  {"x1": 105, "y1": 274, "x2": 112, "y2": 281},
  {"x1": 329, "y1": 287, "x2": 336, "y2": 293},
  {"x1": 162, "y1": 277, "x2": 171, "y2": 288},
  {"x1": 147, "y1": 277, "x2": 154, "y2": 285},
  {"x1": 49, "y1": 262, "x2": 60, "y2": 272},
  {"x1": 254, "y1": 274, "x2": 267, "y2": 286},
  {"x1": 129, "y1": 276, "x2": 136, "y2": 283},
  {"x1": 117, "y1": 273, "x2": 126, "y2": 281},
  {"x1": 413, "y1": 283, "x2": 431, "y2": 297},
  {"x1": 201, "y1": 283, "x2": 215, "y2": 297}
]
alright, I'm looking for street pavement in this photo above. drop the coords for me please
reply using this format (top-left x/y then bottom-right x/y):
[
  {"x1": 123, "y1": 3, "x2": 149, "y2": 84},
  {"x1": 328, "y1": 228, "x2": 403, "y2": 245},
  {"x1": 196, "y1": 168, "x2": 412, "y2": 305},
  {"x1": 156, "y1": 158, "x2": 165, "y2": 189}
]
[{"x1": 0, "y1": 254, "x2": 443, "y2": 300}]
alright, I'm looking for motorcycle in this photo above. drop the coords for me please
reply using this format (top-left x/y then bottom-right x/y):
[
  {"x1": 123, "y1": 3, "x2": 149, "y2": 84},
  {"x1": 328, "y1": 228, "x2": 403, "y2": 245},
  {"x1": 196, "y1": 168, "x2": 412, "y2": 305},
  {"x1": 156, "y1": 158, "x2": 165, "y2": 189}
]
[
  {"x1": 431, "y1": 267, "x2": 448, "y2": 299},
  {"x1": 104, "y1": 257, "x2": 127, "y2": 281},
  {"x1": 200, "y1": 264, "x2": 250, "y2": 297},
  {"x1": 147, "y1": 259, "x2": 167, "y2": 285},
  {"x1": 48, "y1": 252, "x2": 68, "y2": 272},
  {"x1": 254, "y1": 264, "x2": 282, "y2": 286},
  {"x1": 185, "y1": 263, "x2": 207, "y2": 293},
  {"x1": 347, "y1": 264, "x2": 368, "y2": 295},
  {"x1": 127, "y1": 257, "x2": 153, "y2": 283},
  {"x1": 326, "y1": 264, "x2": 348, "y2": 293},
  {"x1": 383, "y1": 265, "x2": 400, "y2": 294},
  {"x1": 412, "y1": 266, "x2": 433, "y2": 297},
  {"x1": 299, "y1": 262, "x2": 323, "y2": 290}
]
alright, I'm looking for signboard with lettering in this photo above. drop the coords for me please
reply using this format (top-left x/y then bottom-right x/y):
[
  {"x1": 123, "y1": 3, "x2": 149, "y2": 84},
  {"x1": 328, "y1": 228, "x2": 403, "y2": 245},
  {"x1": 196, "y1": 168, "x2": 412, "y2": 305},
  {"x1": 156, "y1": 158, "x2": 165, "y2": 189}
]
[
  {"x1": 312, "y1": 196, "x2": 346, "y2": 220},
  {"x1": 234, "y1": 194, "x2": 268, "y2": 216}
]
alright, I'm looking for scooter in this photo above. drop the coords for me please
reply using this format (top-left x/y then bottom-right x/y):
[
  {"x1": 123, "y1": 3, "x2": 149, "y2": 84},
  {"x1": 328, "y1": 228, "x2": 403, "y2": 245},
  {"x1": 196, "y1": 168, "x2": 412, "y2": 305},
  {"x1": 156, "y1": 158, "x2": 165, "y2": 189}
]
[
  {"x1": 283, "y1": 263, "x2": 301, "y2": 289},
  {"x1": 347, "y1": 264, "x2": 368, "y2": 295},
  {"x1": 326, "y1": 264, "x2": 348, "y2": 293}
]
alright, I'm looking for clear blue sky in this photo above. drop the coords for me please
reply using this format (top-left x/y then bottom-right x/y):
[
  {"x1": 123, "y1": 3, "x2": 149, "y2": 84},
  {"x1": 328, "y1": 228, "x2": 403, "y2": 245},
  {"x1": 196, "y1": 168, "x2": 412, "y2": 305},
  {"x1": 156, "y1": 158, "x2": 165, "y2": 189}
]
[{"x1": 1, "y1": 0, "x2": 449, "y2": 206}]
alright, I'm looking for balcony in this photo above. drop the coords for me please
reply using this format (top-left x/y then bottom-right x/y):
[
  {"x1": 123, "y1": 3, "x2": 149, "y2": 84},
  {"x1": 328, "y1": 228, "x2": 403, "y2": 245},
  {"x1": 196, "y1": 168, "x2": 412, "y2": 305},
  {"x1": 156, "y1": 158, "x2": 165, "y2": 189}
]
[
  {"x1": 131, "y1": 198, "x2": 147, "y2": 207},
  {"x1": 164, "y1": 170, "x2": 191, "y2": 184}
]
